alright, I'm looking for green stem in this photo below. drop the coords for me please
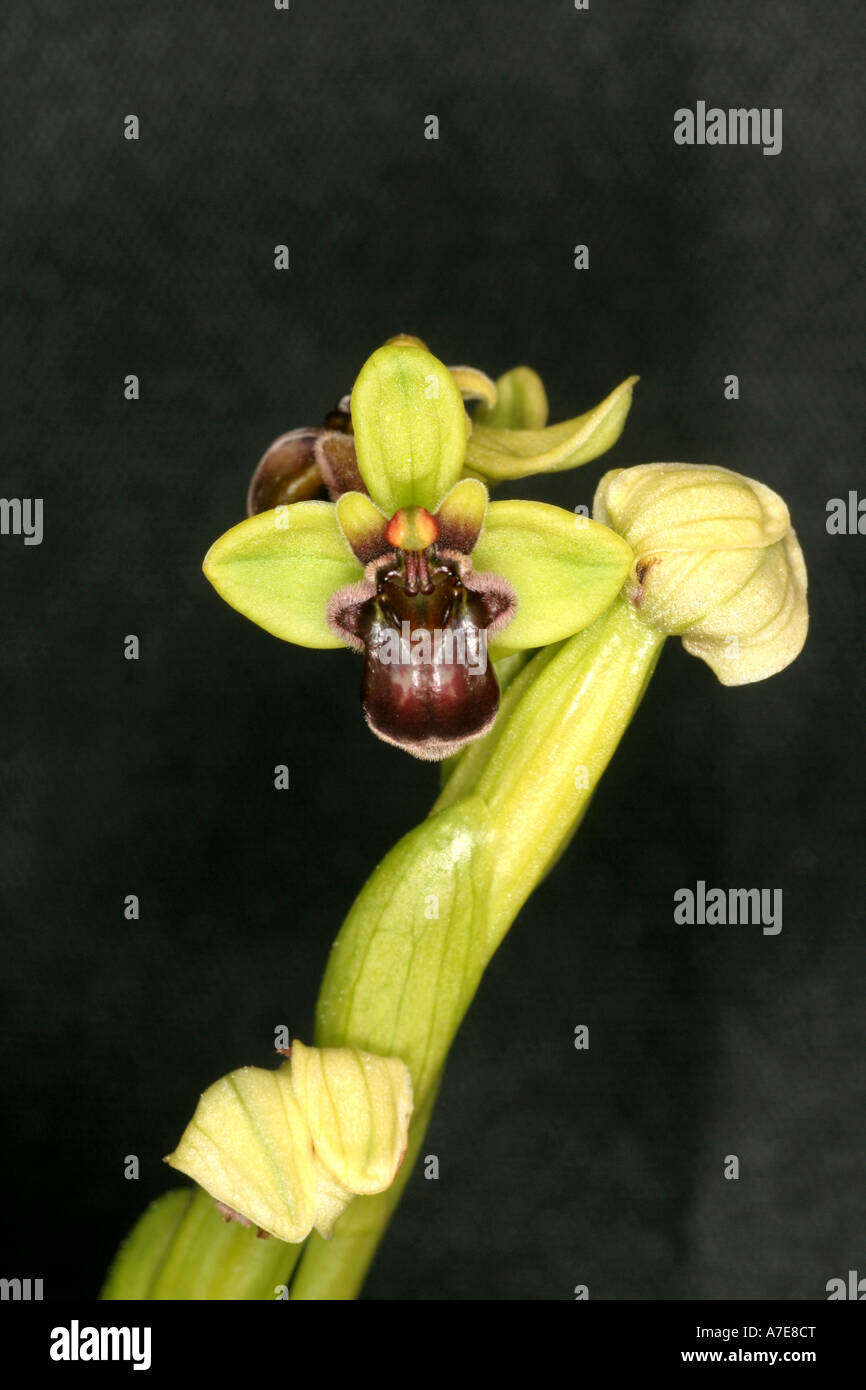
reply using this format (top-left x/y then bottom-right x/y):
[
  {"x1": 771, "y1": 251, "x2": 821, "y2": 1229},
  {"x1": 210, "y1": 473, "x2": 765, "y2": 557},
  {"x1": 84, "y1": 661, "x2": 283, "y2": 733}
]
[
  {"x1": 290, "y1": 598, "x2": 663, "y2": 1297},
  {"x1": 102, "y1": 1185, "x2": 303, "y2": 1300},
  {"x1": 102, "y1": 600, "x2": 662, "y2": 1300}
]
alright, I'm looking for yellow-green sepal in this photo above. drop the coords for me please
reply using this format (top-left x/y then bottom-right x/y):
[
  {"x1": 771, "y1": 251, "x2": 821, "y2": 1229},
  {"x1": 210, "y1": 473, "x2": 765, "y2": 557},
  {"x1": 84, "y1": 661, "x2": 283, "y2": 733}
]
[
  {"x1": 203, "y1": 501, "x2": 362, "y2": 649},
  {"x1": 449, "y1": 364, "x2": 498, "y2": 408},
  {"x1": 465, "y1": 376, "x2": 638, "y2": 481},
  {"x1": 471, "y1": 365, "x2": 549, "y2": 430},
  {"x1": 472, "y1": 500, "x2": 634, "y2": 651},
  {"x1": 681, "y1": 532, "x2": 809, "y2": 685},
  {"x1": 350, "y1": 344, "x2": 468, "y2": 513}
]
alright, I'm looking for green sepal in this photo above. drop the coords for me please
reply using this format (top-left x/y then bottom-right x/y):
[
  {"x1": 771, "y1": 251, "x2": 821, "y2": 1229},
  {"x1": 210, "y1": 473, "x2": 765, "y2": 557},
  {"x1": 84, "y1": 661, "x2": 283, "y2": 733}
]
[
  {"x1": 471, "y1": 500, "x2": 634, "y2": 651},
  {"x1": 465, "y1": 376, "x2": 638, "y2": 481},
  {"x1": 350, "y1": 344, "x2": 468, "y2": 513},
  {"x1": 203, "y1": 502, "x2": 362, "y2": 649},
  {"x1": 449, "y1": 365, "x2": 498, "y2": 408},
  {"x1": 471, "y1": 366, "x2": 549, "y2": 430}
]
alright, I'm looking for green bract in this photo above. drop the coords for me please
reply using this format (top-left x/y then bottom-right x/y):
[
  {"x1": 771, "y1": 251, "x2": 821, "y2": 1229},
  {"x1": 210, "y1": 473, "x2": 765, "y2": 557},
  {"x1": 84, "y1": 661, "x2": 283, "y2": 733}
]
[
  {"x1": 102, "y1": 1187, "x2": 303, "y2": 1300},
  {"x1": 316, "y1": 796, "x2": 493, "y2": 1103}
]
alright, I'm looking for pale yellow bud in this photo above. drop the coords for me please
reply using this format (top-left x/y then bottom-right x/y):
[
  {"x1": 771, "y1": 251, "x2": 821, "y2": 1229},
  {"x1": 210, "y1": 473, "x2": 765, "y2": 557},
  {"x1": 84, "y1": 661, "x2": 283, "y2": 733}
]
[
  {"x1": 289, "y1": 1041, "x2": 413, "y2": 1198},
  {"x1": 593, "y1": 463, "x2": 808, "y2": 685},
  {"x1": 165, "y1": 1044, "x2": 413, "y2": 1244}
]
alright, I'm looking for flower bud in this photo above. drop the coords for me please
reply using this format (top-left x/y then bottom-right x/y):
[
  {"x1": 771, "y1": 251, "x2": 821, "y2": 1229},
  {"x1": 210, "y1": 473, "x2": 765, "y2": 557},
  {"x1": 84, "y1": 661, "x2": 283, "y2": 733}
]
[
  {"x1": 165, "y1": 1042, "x2": 413, "y2": 1243},
  {"x1": 593, "y1": 463, "x2": 808, "y2": 685},
  {"x1": 246, "y1": 429, "x2": 328, "y2": 516}
]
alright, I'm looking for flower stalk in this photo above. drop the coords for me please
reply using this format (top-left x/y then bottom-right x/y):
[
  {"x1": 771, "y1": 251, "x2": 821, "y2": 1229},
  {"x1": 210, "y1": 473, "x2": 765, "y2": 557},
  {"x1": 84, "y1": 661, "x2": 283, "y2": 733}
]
[{"x1": 104, "y1": 598, "x2": 662, "y2": 1301}]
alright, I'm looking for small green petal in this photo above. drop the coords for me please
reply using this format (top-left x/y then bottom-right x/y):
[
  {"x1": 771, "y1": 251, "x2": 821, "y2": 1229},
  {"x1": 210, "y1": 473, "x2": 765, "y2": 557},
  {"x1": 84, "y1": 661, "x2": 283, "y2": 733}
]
[
  {"x1": 203, "y1": 502, "x2": 362, "y2": 649},
  {"x1": 465, "y1": 376, "x2": 638, "y2": 481},
  {"x1": 350, "y1": 344, "x2": 468, "y2": 513},
  {"x1": 472, "y1": 500, "x2": 634, "y2": 651},
  {"x1": 471, "y1": 366, "x2": 549, "y2": 430},
  {"x1": 335, "y1": 491, "x2": 389, "y2": 564},
  {"x1": 435, "y1": 477, "x2": 488, "y2": 553}
]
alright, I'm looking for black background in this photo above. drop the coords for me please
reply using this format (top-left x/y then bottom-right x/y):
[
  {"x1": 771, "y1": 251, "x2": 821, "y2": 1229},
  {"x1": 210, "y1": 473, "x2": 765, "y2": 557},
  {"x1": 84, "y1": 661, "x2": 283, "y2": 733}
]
[{"x1": 2, "y1": 0, "x2": 864, "y2": 1300}]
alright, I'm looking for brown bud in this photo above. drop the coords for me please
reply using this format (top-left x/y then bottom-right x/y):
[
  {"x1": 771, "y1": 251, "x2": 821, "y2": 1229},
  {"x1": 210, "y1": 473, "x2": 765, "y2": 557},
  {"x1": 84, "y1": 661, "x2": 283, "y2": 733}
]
[{"x1": 246, "y1": 429, "x2": 328, "y2": 516}]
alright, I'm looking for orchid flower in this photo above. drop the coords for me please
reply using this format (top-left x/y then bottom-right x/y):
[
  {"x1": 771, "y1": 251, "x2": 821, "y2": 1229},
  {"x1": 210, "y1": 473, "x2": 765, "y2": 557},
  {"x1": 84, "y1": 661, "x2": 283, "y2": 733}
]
[{"x1": 203, "y1": 340, "x2": 636, "y2": 758}]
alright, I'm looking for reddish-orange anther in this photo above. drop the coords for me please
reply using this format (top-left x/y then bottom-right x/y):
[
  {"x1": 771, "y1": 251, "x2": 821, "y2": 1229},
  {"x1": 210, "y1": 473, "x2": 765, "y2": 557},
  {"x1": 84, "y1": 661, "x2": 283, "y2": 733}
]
[{"x1": 385, "y1": 507, "x2": 440, "y2": 552}]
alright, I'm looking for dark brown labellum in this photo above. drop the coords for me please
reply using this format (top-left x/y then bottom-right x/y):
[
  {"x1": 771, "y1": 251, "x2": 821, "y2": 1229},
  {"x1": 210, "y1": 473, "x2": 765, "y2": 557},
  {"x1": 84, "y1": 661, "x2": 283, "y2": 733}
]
[
  {"x1": 353, "y1": 554, "x2": 510, "y2": 760},
  {"x1": 326, "y1": 488, "x2": 516, "y2": 760}
]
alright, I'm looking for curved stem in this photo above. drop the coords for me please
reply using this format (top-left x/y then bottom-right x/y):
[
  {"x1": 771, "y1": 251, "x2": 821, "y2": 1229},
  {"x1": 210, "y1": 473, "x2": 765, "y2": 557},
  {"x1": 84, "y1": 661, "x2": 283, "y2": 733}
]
[
  {"x1": 290, "y1": 599, "x2": 663, "y2": 1297},
  {"x1": 102, "y1": 601, "x2": 662, "y2": 1300}
]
